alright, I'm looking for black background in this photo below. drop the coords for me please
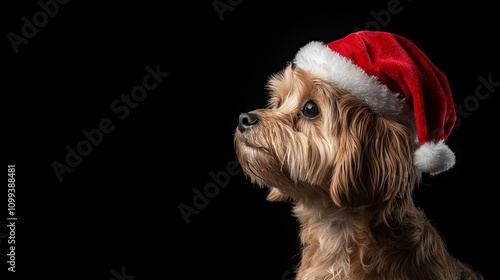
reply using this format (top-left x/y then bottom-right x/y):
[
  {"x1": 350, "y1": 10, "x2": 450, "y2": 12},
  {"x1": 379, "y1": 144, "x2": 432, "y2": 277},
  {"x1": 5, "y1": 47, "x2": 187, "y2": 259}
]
[{"x1": 4, "y1": 0, "x2": 498, "y2": 279}]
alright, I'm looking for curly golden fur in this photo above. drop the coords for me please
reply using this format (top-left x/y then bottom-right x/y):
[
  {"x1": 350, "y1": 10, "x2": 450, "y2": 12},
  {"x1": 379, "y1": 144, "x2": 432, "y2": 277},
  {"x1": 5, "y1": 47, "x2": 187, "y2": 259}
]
[{"x1": 234, "y1": 64, "x2": 483, "y2": 280}]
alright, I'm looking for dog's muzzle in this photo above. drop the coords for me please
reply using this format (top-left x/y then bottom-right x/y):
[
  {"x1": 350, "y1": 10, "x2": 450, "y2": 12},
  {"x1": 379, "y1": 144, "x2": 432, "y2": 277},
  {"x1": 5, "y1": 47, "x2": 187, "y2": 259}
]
[{"x1": 238, "y1": 113, "x2": 259, "y2": 132}]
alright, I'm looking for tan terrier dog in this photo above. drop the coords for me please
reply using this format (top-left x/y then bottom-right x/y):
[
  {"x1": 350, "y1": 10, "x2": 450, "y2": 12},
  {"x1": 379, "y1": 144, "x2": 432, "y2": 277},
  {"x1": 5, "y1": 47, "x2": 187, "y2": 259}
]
[{"x1": 234, "y1": 31, "x2": 483, "y2": 280}]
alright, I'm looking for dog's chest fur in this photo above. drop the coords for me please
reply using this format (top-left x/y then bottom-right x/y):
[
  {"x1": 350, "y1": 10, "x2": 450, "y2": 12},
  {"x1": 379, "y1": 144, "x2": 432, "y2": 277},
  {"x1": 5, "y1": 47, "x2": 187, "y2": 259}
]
[{"x1": 293, "y1": 204, "x2": 360, "y2": 280}]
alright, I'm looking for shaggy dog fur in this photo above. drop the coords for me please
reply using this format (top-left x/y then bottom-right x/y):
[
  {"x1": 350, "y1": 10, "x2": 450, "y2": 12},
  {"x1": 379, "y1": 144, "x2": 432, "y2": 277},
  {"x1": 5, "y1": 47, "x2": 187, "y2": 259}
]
[{"x1": 234, "y1": 64, "x2": 483, "y2": 280}]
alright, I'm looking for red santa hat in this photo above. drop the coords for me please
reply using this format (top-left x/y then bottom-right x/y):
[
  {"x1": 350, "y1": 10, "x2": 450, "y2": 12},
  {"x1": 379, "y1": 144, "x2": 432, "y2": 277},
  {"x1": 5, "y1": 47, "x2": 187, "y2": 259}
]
[{"x1": 293, "y1": 31, "x2": 456, "y2": 175}]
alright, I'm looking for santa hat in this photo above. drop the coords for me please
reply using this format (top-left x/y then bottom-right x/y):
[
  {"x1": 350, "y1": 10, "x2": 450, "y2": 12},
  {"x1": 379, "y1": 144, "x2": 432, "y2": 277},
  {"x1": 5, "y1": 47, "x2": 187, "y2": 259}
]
[{"x1": 293, "y1": 31, "x2": 456, "y2": 175}]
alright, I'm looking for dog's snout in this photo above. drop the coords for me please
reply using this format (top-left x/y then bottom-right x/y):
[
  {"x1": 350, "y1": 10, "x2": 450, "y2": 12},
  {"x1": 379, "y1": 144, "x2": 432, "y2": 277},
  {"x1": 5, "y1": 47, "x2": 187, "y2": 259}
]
[{"x1": 238, "y1": 113, "x2": 259, "y2": 132}]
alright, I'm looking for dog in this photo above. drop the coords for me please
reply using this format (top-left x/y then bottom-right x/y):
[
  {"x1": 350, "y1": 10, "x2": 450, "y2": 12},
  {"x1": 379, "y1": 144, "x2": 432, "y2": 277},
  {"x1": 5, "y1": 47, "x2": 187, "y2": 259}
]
[{"x1": 234, "y1": 31, "x2": 483, "y2": 280}]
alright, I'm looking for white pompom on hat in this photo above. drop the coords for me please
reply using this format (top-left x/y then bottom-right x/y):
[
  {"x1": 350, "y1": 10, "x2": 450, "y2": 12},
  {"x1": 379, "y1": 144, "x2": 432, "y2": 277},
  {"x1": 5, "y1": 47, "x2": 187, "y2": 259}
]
[{"x1": 293, "y1": 31, "x2": 456, "y2": 175}]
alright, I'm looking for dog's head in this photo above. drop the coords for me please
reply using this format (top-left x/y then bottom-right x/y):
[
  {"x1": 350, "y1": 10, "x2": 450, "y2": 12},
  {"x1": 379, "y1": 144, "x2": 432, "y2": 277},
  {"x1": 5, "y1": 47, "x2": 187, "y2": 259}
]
[
  {"x1": 234, "y1": 31, "x2": 457, "y2": 208},
  {"x1": 234, "y1": 63, "x2": 420, "y2": 208}
]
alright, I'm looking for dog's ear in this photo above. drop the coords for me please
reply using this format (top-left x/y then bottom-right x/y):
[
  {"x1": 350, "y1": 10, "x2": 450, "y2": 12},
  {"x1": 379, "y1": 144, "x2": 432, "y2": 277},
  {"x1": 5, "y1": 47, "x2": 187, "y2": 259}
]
[
  {"x1": 329, "y1": 95, "x2": 416, "y2": 208},
  {"x1": 267, "y1": 187, "x2": 293, "y2": 202}
]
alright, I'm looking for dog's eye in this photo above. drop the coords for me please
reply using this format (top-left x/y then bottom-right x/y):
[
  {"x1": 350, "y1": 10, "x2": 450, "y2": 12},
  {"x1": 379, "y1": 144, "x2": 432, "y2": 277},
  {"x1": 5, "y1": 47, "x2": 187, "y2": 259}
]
[{"x1": 301, "y1": 100, "x2": 320, "y2": 119}]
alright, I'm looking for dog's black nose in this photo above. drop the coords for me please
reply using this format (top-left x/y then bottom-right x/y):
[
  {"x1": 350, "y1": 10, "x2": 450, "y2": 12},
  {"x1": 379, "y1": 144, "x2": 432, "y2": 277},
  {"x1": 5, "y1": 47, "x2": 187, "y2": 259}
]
[{"x1": 238, "y1": 113, "x2": 259, "y2": 132}]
